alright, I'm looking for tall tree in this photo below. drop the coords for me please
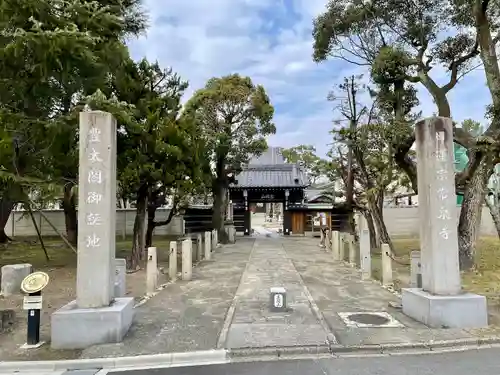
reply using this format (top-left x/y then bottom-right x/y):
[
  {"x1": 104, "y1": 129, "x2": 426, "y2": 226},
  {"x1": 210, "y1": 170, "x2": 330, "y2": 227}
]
[
  {"x1": 312, "y1": 0, "x2": 500, "y2": 268},
  {"x1": 0, "y1": 0, "x2": 146, "y2": 244},
  {"x1": 281, "y1": 145, "x2": 323, "y2": 184},
  {"x1": 185, "y1": 74, "x2": 276, "y2": 242},
  {"x1": 91, "y1": 59, "x2": 208, "y2": 270}
]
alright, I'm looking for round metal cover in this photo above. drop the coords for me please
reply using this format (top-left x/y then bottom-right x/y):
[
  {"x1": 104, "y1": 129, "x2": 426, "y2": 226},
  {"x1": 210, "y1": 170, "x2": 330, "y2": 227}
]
[{"x1": 348, "y1": 313, "x2": 390, "y2": 325}]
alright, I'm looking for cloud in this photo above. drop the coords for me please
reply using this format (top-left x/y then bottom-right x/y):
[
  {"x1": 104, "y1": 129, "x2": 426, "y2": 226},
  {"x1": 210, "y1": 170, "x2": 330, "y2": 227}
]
[{"x1": 128, "y1": 0, "x2": 492, "y2": 158}]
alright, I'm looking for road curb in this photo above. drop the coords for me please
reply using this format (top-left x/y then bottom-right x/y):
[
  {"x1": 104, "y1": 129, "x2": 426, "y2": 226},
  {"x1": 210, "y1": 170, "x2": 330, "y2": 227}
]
[{"x1": 0, "y1": 349, "x2": 229, "y2": 373}]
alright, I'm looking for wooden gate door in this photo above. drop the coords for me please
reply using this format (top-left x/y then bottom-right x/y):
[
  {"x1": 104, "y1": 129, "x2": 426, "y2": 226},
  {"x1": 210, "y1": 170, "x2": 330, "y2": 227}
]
[{"x1": 291, "y1": 212, "x2": 305, "y2": 235}]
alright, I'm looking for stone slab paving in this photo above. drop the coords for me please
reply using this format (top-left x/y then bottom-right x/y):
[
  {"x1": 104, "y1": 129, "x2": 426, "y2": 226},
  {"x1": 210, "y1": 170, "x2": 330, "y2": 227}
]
[
  {"x1": 79, "y1": 240, "x2": 254, "y2": 358},
  {"x1": 283, "y1": 237, "x2": 482, "y2": 346},
  {"x1": 222, "y1": 238, "x2": 331, "y2": 349}
]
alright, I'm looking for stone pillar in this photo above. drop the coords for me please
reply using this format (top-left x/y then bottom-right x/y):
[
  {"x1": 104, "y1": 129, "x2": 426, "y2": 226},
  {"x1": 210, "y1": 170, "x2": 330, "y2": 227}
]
[
  {"x1": 146, "y1": 247, "x2": 158, "y2": 295},
  {"x1": 339, "y1": 233, "x2": 346, "y2": 261},
  {"x1": 196, "y1": 233, "x2": 203, "y2": 261},
  {"x1": 402, "y1": 117, "x2": 487, "y2": 328},
  {"x1": 51, "y1": 111, "x2": 134, "y2": 349},
  {"x1": 381, "y1": 244, "x2": 392, "y2": 286},
  {"x1": 0, "y1": 264, "x2": 32, "y2": 297},
  {"x1": 359, "y1": 216, "x2": 371, "y2": 280},
  {"x1": 181, "y1": 238, "x2": 192, "y2": 281},
  {"x1": 211, "y1": 229, "x2": 217, "y2": 249},
  {"x1": 169, "y1": 241, "x2": 177, "y2": 281},
  {"x1": 410, "y1": 251, "x2": 421, "y2": 288},
  {"x1": 204, "y1": 231, "x2": 211, "y2": 260},
  {"x1": 332, "y1": 231, "x2": 340, "y2": 260},
  {"x1": 76, "y1": 111, "x2": 117, "y2": 307},
  {"x1": 348, "y1": 235, "x2": 356, "y2": 266},
  {"x1": 114, "y1": 259, "x2": 126, "y2": 298},
  {"x1": 326, "y1": 229, "x2": 332, "y2": 251}
]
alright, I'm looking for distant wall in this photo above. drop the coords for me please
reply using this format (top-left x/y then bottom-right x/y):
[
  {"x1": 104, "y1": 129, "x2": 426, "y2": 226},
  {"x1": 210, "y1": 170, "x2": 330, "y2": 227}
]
[
  {"x1": 5, "y1": 208, "x2": 184, "y2": 238},
  {"x1": 383, "y1": 206, "x2": 497, "y2": 237}
]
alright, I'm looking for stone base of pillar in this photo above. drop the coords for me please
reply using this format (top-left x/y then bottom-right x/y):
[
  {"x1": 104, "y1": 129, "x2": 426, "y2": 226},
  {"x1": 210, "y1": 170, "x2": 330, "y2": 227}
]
[
  {"x1": 402, "y1": 288, "x2": 487, "y2": 328},
  {"x1": 224, "y1": 222, "x2": 236, "y2": 243},
  {"x1": 51, "y1": 297, "x2": 134, "y2": 349}
]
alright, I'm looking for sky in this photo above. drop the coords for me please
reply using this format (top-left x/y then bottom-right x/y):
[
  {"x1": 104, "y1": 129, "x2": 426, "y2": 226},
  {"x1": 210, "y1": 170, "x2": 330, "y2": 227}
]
[{"x1": 127, "y1": 0, "x2": 492, "y2": 157}]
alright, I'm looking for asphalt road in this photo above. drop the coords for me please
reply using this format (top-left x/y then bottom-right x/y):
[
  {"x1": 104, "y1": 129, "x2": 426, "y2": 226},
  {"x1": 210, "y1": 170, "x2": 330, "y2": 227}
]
[{"x1": 111, "y1": 348, "x2": 500, "y2": 375}]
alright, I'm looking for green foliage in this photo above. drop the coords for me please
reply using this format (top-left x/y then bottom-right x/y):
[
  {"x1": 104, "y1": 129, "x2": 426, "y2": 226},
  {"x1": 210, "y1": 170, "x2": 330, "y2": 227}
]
[
  {"x1": 281, "y1": 145, "x2": 323, "y2": 183},
  {"x1": 185, "y1": 74, "x2": 276, "y2": 184},
  {"x1": 461, "y1": 119, "x2": 484, "y2": 137}
]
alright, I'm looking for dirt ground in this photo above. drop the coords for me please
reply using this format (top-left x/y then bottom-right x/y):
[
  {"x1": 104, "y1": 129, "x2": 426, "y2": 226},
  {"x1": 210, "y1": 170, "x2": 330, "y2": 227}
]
[
  {"x1": 0, "y1": 235, "x2": 178, "y2": 361},
  {"x1": 371, "y1": 235, "x2": 500, "y2": 325}
]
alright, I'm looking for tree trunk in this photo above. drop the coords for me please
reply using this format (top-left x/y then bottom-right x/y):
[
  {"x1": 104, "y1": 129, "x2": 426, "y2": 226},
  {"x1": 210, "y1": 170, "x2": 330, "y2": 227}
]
[
  {"x1": 212, "y1": 181, "x2": 228, "y2": 243},
  {"x1": 484, "y1": 196, "x2": 500, "y2": 238},
  {"x1": 145, "y1": 201, "x2": 156, "y2": 249},
  {"x1": 62, "y1": 184, "x2": 78, "y2": 245},
  {"x1": 129, "y1": 186, "x2": 148, "y2": 270},
  {"x1": 458, "y1": 162, "x2": 492, "y2": 270},
  {"x1": 368, "y1": 197, "x2": 394, "y2": 254},
  {"x1": 0, "y1": 197, "x2": 15, "y2": 243}
]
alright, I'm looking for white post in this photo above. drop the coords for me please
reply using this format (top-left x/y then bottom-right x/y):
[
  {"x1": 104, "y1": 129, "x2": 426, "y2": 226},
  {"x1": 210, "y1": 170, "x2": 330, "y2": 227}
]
[
  {"x1": 211, "y1": 229, "x2": 217, "y2": 249},
  {"x1": 169, "y1": 241, "x2": 177, "y2": 281},
  {"x1": 410, "y1": 251, "x2": 421, "y2": 288},
  {"x1": 381, "y1": 243, "x2": 393, "y2": 286},
  {"x1": 204, "y1": 231, "x2": 211, "y2": 260},
  {"x1": 332, "y1": 231, "x2": 340, "y2": 260},
  {"x1": 181, "y1": 239, "x2": 192, "y2": 281},
  {"x1": 146, "y1": 247, "x2": 158, "y2": 295},
  {"x1": 196, "y1": 233, "x2": 203, "y2": 261},
  {"x1": 348, "y1": 234, "x2": 356, "y2": 266},
  {"x1": 339, "y1": 233, "x2": 346, "y2": 261},
  {"x1": 359, "y1": 216, "x2": 371, "y2": 280}
]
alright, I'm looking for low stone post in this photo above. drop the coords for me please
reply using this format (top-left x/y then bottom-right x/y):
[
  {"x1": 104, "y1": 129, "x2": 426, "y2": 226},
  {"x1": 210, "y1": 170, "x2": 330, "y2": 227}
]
[
  {"x1": 181, "y1": 239, "x2": 192, "y2": 281},
  {"x1": 1, "y1": 264, "x2": 32, "y2": 297},
  {"x1": 410, "y1": 251, "x2": 422, "y2": 288},
  {"x1": 204, "y1": 231, "x2": 211, "y2": 260},
  {"x1": 348, "y1": 234, "x2": 356, "y2": 266},
  {"x1": 326, "y1": 229, "x2": 332, "y2": 251},
  {"x1": 339, "y1": 233, "x2": 346, "y2": 261},
  {"x1": 146, "y1": 247, "x2": 158, "y2": 295},
  {"x1": 211, "y1": 229, "x2": 217, "y2": 249},
  {"x1": 169, "y1": 241, "x2": 177, "y2": 281},
  {"x1": 359, "y1": 216, "x2": 371, "y2": 280},
  {"x1": 319, "y1": 228, "x2": 326, "y2": 248},
  {"x1": 381, "y1": 244, "x2": 393, "y2": 286},
  {"x1": 332, "y1": 231, "x2": 340, "y2": 260},
  {"x1": 196, "y1": 233, "x2": 203, "y2": 262},
  {"x1": 114, "y1": 259, "x2": 126, "y2": 298}
]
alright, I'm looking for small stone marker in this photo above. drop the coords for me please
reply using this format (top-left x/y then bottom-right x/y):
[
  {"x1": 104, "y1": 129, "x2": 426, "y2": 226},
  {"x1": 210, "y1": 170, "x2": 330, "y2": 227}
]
[
  {"x1": 1, "y1": 264, "x2": 32, "y2": 297},
  {"x1": 381, "y1": 244, "x2": 393, "y2": 286},
  {"x1": 181, "y1": 238, "x2": 192, "y2": 281},
  {"x1": 204, "y1": 231, "x2": 211, "y2": 260},
  {"x1": 359, "y1": 216, "x2": 371, "y2": 280},
  {"x1": 211, "y1": 229, "x2": 217, "y2": 249},
  {"x1": 196, "y1": 233, "x2": 203, "y2": 262},
  {"x1": 146, "y1": 247, "x2": 158, "y2": 295},
  {"x1": 114, "y1": 258, "x2": 126, "y2": 298},
  {"x1": 410, "y1": 251, "x2": 421, "y2": 288},
  {"x1": 348, "y1": 234, "x2": 356, "y2": 266},
  {"x1": 332, "y1": 231, "x2": 340, "y2": 260},
  {"x1": 169, "y1": 241, "x2": 177, "y2": 281},
  {"x1": 269, "y1": 287, "x2": 287, "y2": 312}
]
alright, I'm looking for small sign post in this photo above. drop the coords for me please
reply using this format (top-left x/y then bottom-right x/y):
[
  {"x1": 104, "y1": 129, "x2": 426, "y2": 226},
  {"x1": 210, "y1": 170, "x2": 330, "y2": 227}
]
[
  {"x1": 20, "y1": 271, "x2": 49, "y2": 348},
  {"x1": 269, "y1": 287, "x2": 287, "y2": 312}
]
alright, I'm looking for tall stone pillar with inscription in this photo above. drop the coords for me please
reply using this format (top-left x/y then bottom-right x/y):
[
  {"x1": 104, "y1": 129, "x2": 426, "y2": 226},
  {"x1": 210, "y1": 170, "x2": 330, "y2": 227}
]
[
  {"x1": 51, "y1": 111, "x2": 134, "y2": 349},
  {"x1": 402, "y1": 117, "x2": 487, "y2": 328}
]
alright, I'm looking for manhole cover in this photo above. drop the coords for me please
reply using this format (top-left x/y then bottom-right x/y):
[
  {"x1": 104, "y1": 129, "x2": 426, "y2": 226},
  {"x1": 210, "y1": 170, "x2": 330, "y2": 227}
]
[{"x1": 348, "y1": 313, "x2": 390, "y2": 325}]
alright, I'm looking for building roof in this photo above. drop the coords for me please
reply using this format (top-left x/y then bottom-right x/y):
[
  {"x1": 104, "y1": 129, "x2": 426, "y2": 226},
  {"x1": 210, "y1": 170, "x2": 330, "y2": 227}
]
[{"x1": 231, "y1": 147, "x2": 309, "y2": 189}]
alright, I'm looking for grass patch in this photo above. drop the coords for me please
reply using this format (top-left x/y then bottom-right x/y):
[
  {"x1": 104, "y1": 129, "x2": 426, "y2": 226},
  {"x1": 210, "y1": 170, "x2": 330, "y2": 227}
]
[
  {"x1": 371, "y1": 236, "x2": 500, "y2": 310},
  {"x1": 0, "y1": 235, "x2": 180, "y2": 269}
]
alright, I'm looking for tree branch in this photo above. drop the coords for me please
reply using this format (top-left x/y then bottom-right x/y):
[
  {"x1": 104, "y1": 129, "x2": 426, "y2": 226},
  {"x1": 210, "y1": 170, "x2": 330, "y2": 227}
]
[{"x1": 441, "y1": 38, "x2": 480, "y2": 93}]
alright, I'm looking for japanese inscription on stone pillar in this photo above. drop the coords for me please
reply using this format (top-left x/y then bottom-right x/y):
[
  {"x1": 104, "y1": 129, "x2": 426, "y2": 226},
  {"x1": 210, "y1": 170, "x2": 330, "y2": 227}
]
[
  {"x1": 415, "y1": 117, "x2": 461, "y2": 295},
  {"x1": 76, "y1": 111, "x2": 117, "y2": 308}
]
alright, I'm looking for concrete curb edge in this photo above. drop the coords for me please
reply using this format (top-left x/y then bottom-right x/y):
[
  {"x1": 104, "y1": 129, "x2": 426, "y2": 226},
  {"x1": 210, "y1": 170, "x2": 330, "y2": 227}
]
[
  {"x1": 2, "y1": 337, "x2": 500, "y2": 373},
  {"x1": 0, "y1": 349, "x2": 229, "y2": 373}
]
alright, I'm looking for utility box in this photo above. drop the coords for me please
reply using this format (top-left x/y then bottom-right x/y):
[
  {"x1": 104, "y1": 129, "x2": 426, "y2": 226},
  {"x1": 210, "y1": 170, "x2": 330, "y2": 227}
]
[{"x1": 269, "y1": 287, "x2": 287, "y2": 312}]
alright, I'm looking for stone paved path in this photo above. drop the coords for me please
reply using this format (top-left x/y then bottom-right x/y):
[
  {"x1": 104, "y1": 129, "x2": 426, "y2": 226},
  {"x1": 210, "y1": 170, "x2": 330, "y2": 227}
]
[
  {"x1": 220, "y1": 238, "x2": 332, "y2": 349},
  {"x1": 80, "y1": 240, "x2": 254, "y2": 358}
]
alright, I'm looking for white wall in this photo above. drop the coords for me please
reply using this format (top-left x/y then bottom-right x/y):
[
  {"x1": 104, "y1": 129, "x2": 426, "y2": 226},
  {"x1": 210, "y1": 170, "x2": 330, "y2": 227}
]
[
  {"x1": 383, "y1": 206, "x2": 497, "y2": 237},
  {"x1": 5, "y1": 208, "x2": 184, "y2": 238}
]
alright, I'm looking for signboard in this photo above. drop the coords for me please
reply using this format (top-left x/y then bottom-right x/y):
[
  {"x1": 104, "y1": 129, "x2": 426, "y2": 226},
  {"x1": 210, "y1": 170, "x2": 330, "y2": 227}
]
[
  {"x1": 23, "y1": 295, "x2": 43, "y2": 310},
  {"x1": 20, "y1": 272, "x2": 50, "y2": 294}
]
